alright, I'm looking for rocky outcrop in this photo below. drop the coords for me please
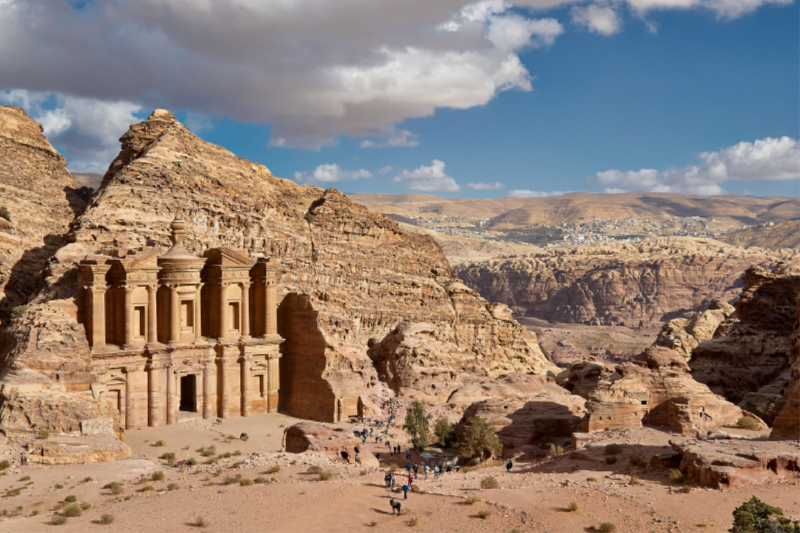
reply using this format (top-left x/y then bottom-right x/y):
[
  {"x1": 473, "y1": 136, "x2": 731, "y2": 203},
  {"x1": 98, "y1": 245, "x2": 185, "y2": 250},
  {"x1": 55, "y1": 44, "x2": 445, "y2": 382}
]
[
  {"x1": 282, "y1": 422, "x2": 378, "y2": 466},
  {"x1": 0, "y1": 106, "x2": 85, "y2": 323},
  {"x1": 456, "y1": 384, "x2": 586, "y2": 459},
  {"x1": 770, "y1": 278, "x2": 800, "y2": 440},
  {"x1": 690, "y1": 263, "x2": 800, "y2": 406},
  {"x1": 559, "y1": 347, "x2": 761, "y2": 435},
  {"x1": 671, "y1": 439, "x2": 800, "y2": 489},
  {"x1": 2, "y1": 109, "x2": 553, "y2": 426},
  {"x1": 455, "y1": 238, "x2": 795, "y2": 328},
  {"x1": 655, "y1": 300, "x2": 734, "y2": 360},
  {"x1": 25, "y1": 433, "x2": 132, "y2": 465}
]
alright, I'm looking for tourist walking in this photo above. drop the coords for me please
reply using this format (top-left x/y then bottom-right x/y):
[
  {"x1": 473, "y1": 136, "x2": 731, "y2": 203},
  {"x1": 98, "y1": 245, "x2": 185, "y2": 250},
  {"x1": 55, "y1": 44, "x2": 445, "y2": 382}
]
[
  {"x1": 391, "y1": 473, "x2": 396, "y2": 489},
  {"x1": 384, "y1": 471, "x2": 391, "y2": 489},
  {"x1": 403, "y1": 482, "x2": 409, "y2": 500},
  {"x1": 506, "y1": 459, "x2": 513, "y2": 472}
]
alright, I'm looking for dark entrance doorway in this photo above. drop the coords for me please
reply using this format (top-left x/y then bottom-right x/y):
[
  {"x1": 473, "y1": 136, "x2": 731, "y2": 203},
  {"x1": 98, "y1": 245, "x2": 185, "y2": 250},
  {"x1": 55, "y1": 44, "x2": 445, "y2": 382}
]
[{"x1": 180, "y1": 375, "x2": 197, "y2": 412}]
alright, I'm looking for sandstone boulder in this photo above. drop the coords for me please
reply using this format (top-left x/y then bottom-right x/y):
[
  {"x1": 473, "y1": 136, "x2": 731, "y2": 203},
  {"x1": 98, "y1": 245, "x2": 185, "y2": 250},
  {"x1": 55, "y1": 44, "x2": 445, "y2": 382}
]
[
  {"x1": 25, "y1": 433, "x2": 131, "y2": 465},
  {"x1": 655, "y1": 300, "x2": 734, "y2": 360},
  {"x1": 282, "y1": 422, "x2": 378, "y2": 466}
]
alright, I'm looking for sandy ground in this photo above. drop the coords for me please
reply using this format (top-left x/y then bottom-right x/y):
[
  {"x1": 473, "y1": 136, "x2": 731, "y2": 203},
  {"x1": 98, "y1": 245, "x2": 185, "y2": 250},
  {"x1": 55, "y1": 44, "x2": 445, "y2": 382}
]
[{"x1": 0, "y1": 418, "x2": 797, "y2": 533}]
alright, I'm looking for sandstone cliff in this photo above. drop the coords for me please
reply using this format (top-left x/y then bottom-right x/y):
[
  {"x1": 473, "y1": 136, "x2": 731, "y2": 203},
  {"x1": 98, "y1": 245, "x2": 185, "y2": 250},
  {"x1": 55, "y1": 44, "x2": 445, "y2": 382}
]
[
  {"x1": 689, "y1": 263, "x2": 800, "y2": 412},
  {"x1": 654, "y1": 300, "x2": 735, "y2": 360},
  {"x1": 456, "y1": 238, "x2": 795, "y2": 328},
  {"x1": 1, "y1": 109, "x2": 554, "y2": 429},
  {"x1": 0, "y1": 106, "x2": 85, "y2": 323}
]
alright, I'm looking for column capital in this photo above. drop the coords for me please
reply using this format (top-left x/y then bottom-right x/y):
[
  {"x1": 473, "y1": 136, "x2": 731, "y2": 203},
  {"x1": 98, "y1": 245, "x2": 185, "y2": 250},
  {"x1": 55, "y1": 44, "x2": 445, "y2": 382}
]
[
  {"x1": 145, "y1": 283, "x2": 159, "y2": 293},
  {"x1": 83, "y1": 283, "x2": 108, "y2": 293}
]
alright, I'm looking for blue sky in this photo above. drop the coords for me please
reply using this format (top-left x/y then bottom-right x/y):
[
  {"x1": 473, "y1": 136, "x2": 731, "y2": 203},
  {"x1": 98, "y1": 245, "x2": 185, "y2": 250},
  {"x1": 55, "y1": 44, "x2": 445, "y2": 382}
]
[{"x1": 1, "y1": 0, "x2": 797, "y2": 198}]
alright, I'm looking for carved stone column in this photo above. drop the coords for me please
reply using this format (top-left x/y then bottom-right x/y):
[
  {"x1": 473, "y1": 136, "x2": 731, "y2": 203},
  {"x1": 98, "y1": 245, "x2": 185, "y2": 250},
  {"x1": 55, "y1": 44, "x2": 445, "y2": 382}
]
[
  {"x1": 169, "y1": 285, "x2": 181, "y2": 344},
  {"x1": 240, "y1": 282, "x2": 251, "y2": 339},
  {"x1": 148, "y1": 362, "x2": 161, "y2": 427},
  {"x1": 194, "y1": 283, "x2": 203, "y2": 342},
  {"x1": 146, "y1": 284, "x2": 158, "y2": 346},
  {"x1": 267, "y1": 277, "x2": 278, "y2": 335},
  {"x1": 219, "y1": 355, "x2": 229, "y2": 418},
  {"x1": 87, "y1": 283, "x2": 108, "y2": 350},
  {"x1": 240, "y1": 355, "x2": 251, "y2": 417},
  {"x1": 267, "y1": 354, "x2": 280, "y2": 413},
  {"x1": 124, "y1": 365, "x2": 137, "y2": 429},
  {"x1": 218, "y1": 282, "x2": 229, "y2": 339},
  {"x1": 122, "y1": 284, "x2": 135, "y2": 349},
  {"x1": 166, "y1": 362, "x2": 176, "y2": 425},
  {"x1": 202, "y1": 359, "x2": 214, "y2": 419}
]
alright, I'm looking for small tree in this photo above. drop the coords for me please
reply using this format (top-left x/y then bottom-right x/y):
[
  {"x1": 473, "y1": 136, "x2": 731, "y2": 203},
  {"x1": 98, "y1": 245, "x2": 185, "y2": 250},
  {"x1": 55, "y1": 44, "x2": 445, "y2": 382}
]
[
  {"x1": 456, "y1": 416, "x2": 502, "y2": 462},
  {"x1": 433, "y1": 417, "x2": 453, "y2": 447},
  {"x1": 730, "y1": 496, "x2": 800, "y2": 532},
  {"x1": 403, "y1": 400, "x2": 431, "y2": 451}
]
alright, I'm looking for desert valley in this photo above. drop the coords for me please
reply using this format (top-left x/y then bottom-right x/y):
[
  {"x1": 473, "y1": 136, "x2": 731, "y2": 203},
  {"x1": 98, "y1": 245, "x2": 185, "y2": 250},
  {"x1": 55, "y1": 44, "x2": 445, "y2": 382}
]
[{"x1": 0, "y1": 104, "x2": 796, "y2": 533}]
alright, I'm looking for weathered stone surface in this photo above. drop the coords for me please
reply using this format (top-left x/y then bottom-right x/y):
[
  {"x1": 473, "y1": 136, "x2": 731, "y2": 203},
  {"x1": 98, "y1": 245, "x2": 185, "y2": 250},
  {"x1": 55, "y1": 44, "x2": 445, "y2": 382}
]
[
  {"x1": 690, "y1": 263, "x2": 800, "y2": 405},
  {"x1": 25, "y1": 433, "x2": 132, "y2": 465},
  {"x1": 771, "y1": 281, "x2": 800, "y2": 440},
  {"x1": 3, "y1": 109, "x2": 553, "y2": 428},
  {"x1": 560, "y1": 353, "x2": 759, "y2": 435},
  {"x1": 282, "y1": 422, "x2": 378, "y2": 466},
  {"x1": 455, "y1": 238, "x2": 795, "y2": 328},
  {"x1": 0, "y1": 106, "x2": 85, "y2": 323},
  {"x1": 655, "y1": 300, "x2": 734, "y2": 360},
  {"x1": 671, "y1": 438, "x2": 800, "y2": 489},
  {"x1": 456, "y1": 387, "x2": 586, "y2": 459}
]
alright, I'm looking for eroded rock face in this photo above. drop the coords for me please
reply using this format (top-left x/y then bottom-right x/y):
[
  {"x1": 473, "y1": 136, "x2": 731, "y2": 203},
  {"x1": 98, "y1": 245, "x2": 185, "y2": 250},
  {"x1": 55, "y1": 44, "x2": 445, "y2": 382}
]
[
  {"x1": 690, "y1": 263, "x2": 800, "y2": 406},
  {"x1": 455, "y1": 238, "x2": 794, "y2": 328},
  {"x1": 560, "y1": 347, "x2": 758, "y2": 435},
  {"x1": 282, "y1": 422, "x2": 378, "y2": 466},
  {"x1": 655, "y1": 300, "x2": 734, "y2": 360},
  {"x1": 0, "y1": 106, "x2": 85, "y2": 323},
  {"x1": 26, "y1": 434, "x2": 132, "y2": 465},
  {"x1": 770, "y1": 282, "x2": 800, "y2": 440},
  {"x1": 456, "y1": 385, "x2": 586, "y2": 459},
  {"x1": 3, "y1": 110, "x2": 554, "y2": 425},
  {"x1": 671, "y1": 438, "x2": 800, "y2": 489}
]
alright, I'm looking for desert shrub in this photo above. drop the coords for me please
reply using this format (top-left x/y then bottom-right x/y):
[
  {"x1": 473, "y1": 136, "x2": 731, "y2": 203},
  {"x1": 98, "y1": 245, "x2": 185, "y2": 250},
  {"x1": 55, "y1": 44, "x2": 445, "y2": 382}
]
[
  {"x1": 160, "y1": 452, "x2": 175, "y2": 461},
  {"x1": 10, "y1": 305, "x2": 27, "y2": 322},
  {"x1": 187, "y1": 457, "x2": 197, "y2": 466},
  {"x1": 683, "y1": 485, "x2": 692, "y2": 493},
  {"x1": 449, "y1": 403, "x2": 458, "y2": 409},
  {"x1": 80, "y1": 502, "x2": 91, "y2": 510},
  {"x1": 239, "y1": 478, "x2": 253, "y2": 486},
  {"x1": 568, "y1": 500, "x2": 579, "y2": 512},
  {"x1": 54, "y1": 483, "x2": 63, "y2": 489},
  {"x1": 266, "y1": 465, "x2": 281, "y2": 474},
  {"x1": 599, "y1": 523, "x2": 616, "y2": 533},
  {"x1": 38, "y1": 429, "x2": 50, "y2": 440},
  {"x1": 198, "y1": 446, "x2": 216, "y2": 457},
  {"x1": 730, "y1": 496, "x2": 800, "y2": 532},
  {"x1": 737, "y1": 417, "x2": 762, "y2": 431},
  {"x1": 629, "y1": 475, "x2": 641, "y2": 485},
  {"x1": 407, "y1": 517, "x2": 419, "y2": 527},
  {"x1": 139, "y1": 485, "x2": 154, "y2": 492},
  {"x1": 151, "y1": 471, "x2": 165, "y2": 481},
  {"x1": 510, "y1": 529, "x2": 521, "y2": 533},
  {"x1": 194, "y1": 516, "x2": 208, "y2": 528},
  {"x1": 604, "y1": 444, "x2": 623, "y2": 455},
  {"x1": 587, "y1": 477, "x2": 598, "y2": 482},
  {"x1": 457, "y1": 416, "x2": 502, "y2": 462},
  {"x1": 465, "y1": 496, "x2": 481, "y2": 505},
  {"x1": 231, "y1": 461, "x2": 242, "y2": 469},
  {"x1": 63, "y1": 504, "x2": 82, "y2": 517},
  {"x1": 605, "y1": 456, "x2": 617, "y2": 465},
  {"x1": 478, "y1": 510, "x2": 492, "y2": 519},
  {"x1": 51, "y1": 515, "x2": 68, "y2": 525},
  {"x1": 368, "y1": 520, "x2": 377, "y2": 526},
  {"x1": 99, "y1": 513, "x2": 115, "y2": 525},
  {"x1": 254, "y1": 477, "x2": 267, "y2": 484},
  {"x1": 153, "y1": 440, "x2": 166, "y2": 447},
  {"x1": 0, "y1": 460, "x2": 10, "y2": 470},
  {"x1": 669, "y1": 469, "x2": 686, "y2": 484},
  {"x1": 64, "y1": 495, "x2": 77, "y2": 503},
  {"x1": 223, "y1": 476, "x2": 238, "y2": 485},
  {"x1": 6, "y1": 488, "x2": 21, "y2": 496},
  {"x1": 480, "y1": 476, "x2": 499, "y2": 489},
  {"x1": 233, "y1": 450, "x2": 242, "y2": 456},
  {"x1": 308, "y1": 465, "x2": 323, "y2": 474},
  {"x1": 550, "y1": 444, "x2": 564, "y2": 458},
  {"x1": 360, "y1": 470, "x2": 368, "y2": 476},
  {"x1": 18, "y1": 476, "x2": 30, "y2": 482},
  {"x1": 81, "y1": 477, "x2": 92, "y2": 483},
  {"x1": 221, "y1": 452, "x2": 232, "y2": 459},
  {"x1": 167, "y1": 483, "x2": 179, "y2": 491},
  {"x1": 31, "y1": 510, "x2": 39, "y2": 516},
  {"x1": 104, "y1": 482, "x2": 124, "y2": 495},
  {"x1": 318, "y1": 470, "x2": 335, "y2": 481},
  {"x1": 0, "y1": 207, "x2": 10, "y2": 222}
]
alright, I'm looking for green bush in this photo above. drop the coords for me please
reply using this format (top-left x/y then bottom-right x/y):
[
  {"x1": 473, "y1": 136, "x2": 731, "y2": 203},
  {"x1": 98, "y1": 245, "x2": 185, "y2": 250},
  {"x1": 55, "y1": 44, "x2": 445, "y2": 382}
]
[
  {"x1": 683, "y1": 485, "x2": 692, "y2": 493},
  {"x1": 0, "y1": 460, "x2": 10, "y2": 470},
  {"x1": 18, "y1": 476, "x2": 30, "y2": 482},
  {"x1": 629, "y1": 475, "x2": 641, "y2": 485},
  {"x1": 568, "y1": 500, "x2": 579, "y2": 512},
  {"x1": 550, "y1": 444, "x2": 564, "y2": 458},
  {"x1": 480, "y1": 476, "x2": 499, "y2": 489},
  {"x1": 104, "y1": 482, "x2": 124, "y2": 495},
  {"x1": 730, "y1": 496, "x2": 800, "y2": 532},
  {"x1": 38, "y1": 429, "x2": 50, "y2": 440},
  {"x1": 266, "y1": 465, "x2": 281, "y2": 474},
  {"x1": 63, "y1": 504, "x2": 82, "y2": 517},
  {"x1": 151, "y1": 471, "x2": 165, "y2": 481},
  {"x1": 308, "y1": 465, "x2": 323, "y2": 474},
  {"x1": 465, "y1": 496, "x2": 481, "y2": 505},
  {"x1": 736, "y1": 417, "x2": 762, "y2": 431},
  {"x1": 51, "y1": 515, "x2": 68, "y2": 525},
  {"x1": 160, "y1": 452, "x2": 176, "y2": 461},
  {"x1": 477, "y1": 510, "x2": 492, "y2": 519},
  {"x1": 187, "y1": 457, "x2": 197, "y2": 465},
  {"x1": 139, "y1": 485, "x2": 154, "y2": 492},
  {"x1": 669, "y1": 469, "x2": 686, "y2": 484},
  {"x1": 64, "y1": 495, "x2": 77, "y2": 503},
  {"x1": 599, "y1": 523, "x2": 616, "y2": 533},
  {"x1": 54, "y1": 483, "x2": 64, "y2": 489},
  {"x1": 80, "y1": 502, "x2": 91, "y2": 510},
  {"x1": 81, "y1": 477, "x2": 92, "y2": 483},
  {"x1": 10, "y1": 305, "x2": 27, "y2": 321},
  {"x1": 167, "y1": 483, "x2": 179, "y2": 491},
  {"x1": 99, "y1": 514, "x2": 115, "y2": 525},
  {"x1": 318, "y1": 470, "x2": 334, "y2": 481},
  {"x1": 153, "y1": 440, "x2": 166, "y2": 447},
  {"x1": 254, "y1": 477, "x2": 267, "y2": 484},
  {"x1": 239, "y1": 478, "x2": 253, "y2": 486}
]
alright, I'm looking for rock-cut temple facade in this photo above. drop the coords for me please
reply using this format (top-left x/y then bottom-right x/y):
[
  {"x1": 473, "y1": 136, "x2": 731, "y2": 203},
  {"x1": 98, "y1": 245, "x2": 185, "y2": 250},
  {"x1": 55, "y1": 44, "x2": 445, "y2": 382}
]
[{"x1": 77, "y1": 220, "x2": 282, "y2": 429}]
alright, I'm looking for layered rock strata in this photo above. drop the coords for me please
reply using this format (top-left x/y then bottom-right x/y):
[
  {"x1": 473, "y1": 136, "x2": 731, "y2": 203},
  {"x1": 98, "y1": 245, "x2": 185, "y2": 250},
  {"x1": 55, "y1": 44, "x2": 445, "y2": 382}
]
[
  {"x1": 0, "y1": 106, "x2": 85, "y2": 323},
  {"x1": 559, "y1": 347, "x2": 760, "y2": 435},
  {"x1": 1, "y1": 110, "x2": 554, "y2": 431},
  {"x1": 655, "y1": 300, "x2": 734, "y2": 360},
  {"x1": 690, "y1": 263, "x2": 800, "y2": 406},
  {"x1": 282, "y1": 422, "x2": 378, "y2": 466},
  {"x1": 456, "y1": 238, "x2": 795, "y2": 328}
]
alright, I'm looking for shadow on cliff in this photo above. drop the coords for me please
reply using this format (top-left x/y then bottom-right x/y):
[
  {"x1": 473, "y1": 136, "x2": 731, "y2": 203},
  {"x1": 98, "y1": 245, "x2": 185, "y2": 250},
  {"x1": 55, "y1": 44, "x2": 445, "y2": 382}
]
[
  {"x1": 497, "y1": 400, "x2": 584, "y2": 459},
  {"x1": 0, "y1": 234, "x2": 62, "y2": 326}
]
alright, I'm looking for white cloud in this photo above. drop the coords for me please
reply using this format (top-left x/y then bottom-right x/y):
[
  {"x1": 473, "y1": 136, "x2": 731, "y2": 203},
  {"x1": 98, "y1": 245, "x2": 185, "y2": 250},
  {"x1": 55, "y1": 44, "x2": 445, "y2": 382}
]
[
  {"x1": 587, "y1": 136, "x2": 800, "y2": 195},
  {"x1": 511, "y1": 0, "x2": 791, "y2": 20},
  {"x1": 487, "y1": 14, "x2": 564, "y2": 51},
  {"x1": 1, "y1": 89, "x2": 142, "y2": 172},
  {"x1": 467, "y1": 181, "x2": 505, "y2": 190},
  {"x1": 506, "y1": 189, "x2": 568, "y2": 197},
  {"x1": 377, "y1": 165, "x2": 394, "y2": 174},
  {"x1": 570, "y1": 5, "x2": 622, "y2": 36},
  {"x1": 360, "y1": 126, "x2": 420, "y2": 148},
  {"x1": 393, "y1": 160, "x2": 461, "y2": 191},
  {"x1": 293, "y1": 163, "x2": 372, "y2": 185}
]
